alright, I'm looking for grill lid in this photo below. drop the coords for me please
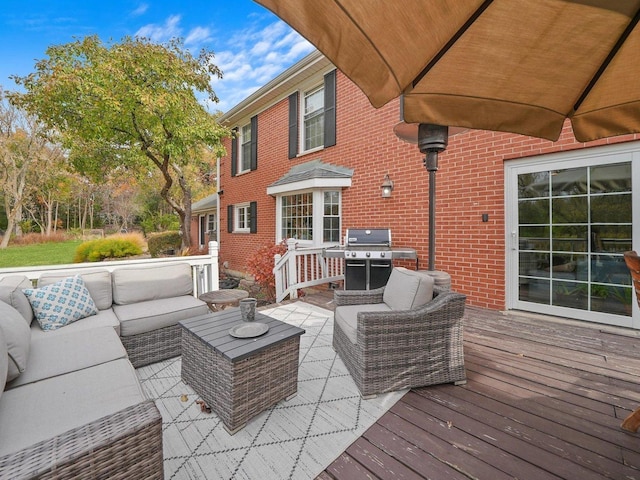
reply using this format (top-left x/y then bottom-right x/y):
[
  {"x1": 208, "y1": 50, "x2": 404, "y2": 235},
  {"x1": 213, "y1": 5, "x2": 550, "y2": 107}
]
[{"x1": 345, "y1": 228, "x2": 391, "y2": 247}]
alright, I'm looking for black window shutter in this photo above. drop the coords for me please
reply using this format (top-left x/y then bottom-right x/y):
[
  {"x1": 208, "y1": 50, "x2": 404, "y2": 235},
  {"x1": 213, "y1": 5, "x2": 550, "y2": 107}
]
[
  {"x1": 249, "y1": 202, "x2": 257, "y2": 233},
  {"x1": 227, "y1": 205, "x2": 234, "y2": 233},
  {"x1": 231, "y1": 128, "x2": 238, "y2": 177},
  {"x1": 250, "y1": 115, "x2": 258, "y2": 171},
  {"x1": 288, "y1": 92, "x2": 299, "y2": 159},
  {"x1": 324, "y1": 70, "x2": 337, "y2": 148}
]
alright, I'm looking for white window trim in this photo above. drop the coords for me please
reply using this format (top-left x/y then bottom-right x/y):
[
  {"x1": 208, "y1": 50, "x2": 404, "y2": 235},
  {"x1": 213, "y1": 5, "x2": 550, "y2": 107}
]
[
  {"x1": 274, "y1": 188, "x2": 342, "y2": 247},
  {"x1": 238, "y1": 123, "x2": 251, "y2": 175},
  {"x1": 300, "y1": 83, "x2": 324, "y2": 155},
  {"x1": 504, "y1": 141, "x2": 640, "y2": 329},
  {"x1": 234, "y1": 203, "x2": 251, "y2": 233}
]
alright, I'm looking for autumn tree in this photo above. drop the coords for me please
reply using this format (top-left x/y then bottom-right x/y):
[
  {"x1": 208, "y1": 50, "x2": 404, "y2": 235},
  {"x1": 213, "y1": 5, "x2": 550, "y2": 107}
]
[
  {"x1": 10, "y1": 35, "x2": 229, "y2": 248},
  {"x1": 0, "y1": 89, "x2": 56, "y2": 248}
]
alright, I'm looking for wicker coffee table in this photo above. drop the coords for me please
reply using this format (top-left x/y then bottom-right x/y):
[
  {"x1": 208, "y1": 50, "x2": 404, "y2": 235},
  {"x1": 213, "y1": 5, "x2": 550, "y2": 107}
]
[{"x1": 179, "y1": 310, "x2": 305, "y2": 434}]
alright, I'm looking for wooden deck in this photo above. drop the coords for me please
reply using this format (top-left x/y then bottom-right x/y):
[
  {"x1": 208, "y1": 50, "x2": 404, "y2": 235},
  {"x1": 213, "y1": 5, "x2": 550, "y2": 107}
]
[{"x1": 296, "y1": 289, "x2": 640, "y2": 479}]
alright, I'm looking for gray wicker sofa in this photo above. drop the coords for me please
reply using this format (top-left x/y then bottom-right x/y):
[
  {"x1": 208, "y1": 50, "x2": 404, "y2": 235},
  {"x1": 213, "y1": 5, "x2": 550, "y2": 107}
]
[
  {"x1": 333, "y1": 267, "x2": 467, "y2": 398},
  {"x1": 0, "y1": 263, "x2": 210, "y2": 478}
]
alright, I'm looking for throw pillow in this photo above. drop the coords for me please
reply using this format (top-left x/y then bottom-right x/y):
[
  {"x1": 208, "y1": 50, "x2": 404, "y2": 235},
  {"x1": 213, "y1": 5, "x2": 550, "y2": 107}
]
[
  {"x1": 0, "y1": 275, "x2": 34, "y2": 324},
  {"x1": 0, "y1": 301, "x2": 31, "y2": 381},
  {"x1": 23, "y1": 275, "x2": 98, "y2": 331}
]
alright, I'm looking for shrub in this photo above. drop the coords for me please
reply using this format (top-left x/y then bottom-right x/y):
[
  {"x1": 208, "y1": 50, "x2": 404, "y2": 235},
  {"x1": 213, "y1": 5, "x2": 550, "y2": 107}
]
[
  {"x1": 140, "y1": 213, "x2": 180, "y2": 235},
  {"x1": 11, "y1": 232, "x2": 70, "y2": 246},
  {"x1": 147, "y1": 231, "x2": 182, "y2": 257},
  {"x1": 246, "y1": 241, "x2": 288, "y2": 302},
  {"x1": 74, "y1": 233, "x2": 145, "y2": 262}
]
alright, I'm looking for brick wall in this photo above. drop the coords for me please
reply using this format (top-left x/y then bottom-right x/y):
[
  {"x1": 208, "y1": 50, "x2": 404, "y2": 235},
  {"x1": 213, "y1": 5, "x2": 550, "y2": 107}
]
[{"x1": 216, "y1": 69, "x2": 639, "y2": 309}]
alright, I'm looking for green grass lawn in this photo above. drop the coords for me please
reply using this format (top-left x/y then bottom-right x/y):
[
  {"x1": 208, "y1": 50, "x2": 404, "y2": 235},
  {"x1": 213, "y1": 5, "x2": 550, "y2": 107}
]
[{"x1": 0, "y1": 240, "x2": 83, "y2": 268}]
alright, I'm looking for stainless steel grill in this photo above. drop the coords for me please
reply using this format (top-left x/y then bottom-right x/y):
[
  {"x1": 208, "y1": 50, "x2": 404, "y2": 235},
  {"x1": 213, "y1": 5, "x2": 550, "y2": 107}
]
[{"x1": 323, "y1": 228, "x2": 417, "y2": 290}]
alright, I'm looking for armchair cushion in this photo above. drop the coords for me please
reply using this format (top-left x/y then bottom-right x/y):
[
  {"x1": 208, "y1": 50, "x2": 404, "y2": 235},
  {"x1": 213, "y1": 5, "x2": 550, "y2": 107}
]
[
  {"x1": 383, "y1": 267, "x2": 434, "y2": 310},
  {"x1": 334, "y1": 303, "x2": 391, "y2": 344}
]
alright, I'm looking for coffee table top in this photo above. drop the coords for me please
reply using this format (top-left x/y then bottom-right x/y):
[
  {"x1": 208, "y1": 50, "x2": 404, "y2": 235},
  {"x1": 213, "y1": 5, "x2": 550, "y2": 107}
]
[{"x1": 179, "y1": 310, "x2": 305, "y2": 362}]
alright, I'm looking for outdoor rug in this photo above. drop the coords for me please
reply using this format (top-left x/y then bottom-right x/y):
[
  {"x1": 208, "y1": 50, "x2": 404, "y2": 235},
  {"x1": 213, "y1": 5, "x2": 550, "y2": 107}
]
[{"x1": 136, "y1": 302, "x2": 407, "y2": 480}]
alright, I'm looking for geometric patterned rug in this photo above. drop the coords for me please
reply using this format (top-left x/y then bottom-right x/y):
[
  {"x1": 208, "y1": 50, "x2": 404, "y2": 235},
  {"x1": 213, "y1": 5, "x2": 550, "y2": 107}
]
[{"x1": 136, "y1": 302, "x2": 407, "y2": 480}]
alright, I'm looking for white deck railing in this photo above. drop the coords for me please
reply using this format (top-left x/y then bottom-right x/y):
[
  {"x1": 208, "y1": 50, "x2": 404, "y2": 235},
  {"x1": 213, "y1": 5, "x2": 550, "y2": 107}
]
[
  {"x1": 0, "y1": 241, "x2": 220, "y2": 297},
  {"x1": 273, "y1": 239, "x2": 344, "y2": 302}
]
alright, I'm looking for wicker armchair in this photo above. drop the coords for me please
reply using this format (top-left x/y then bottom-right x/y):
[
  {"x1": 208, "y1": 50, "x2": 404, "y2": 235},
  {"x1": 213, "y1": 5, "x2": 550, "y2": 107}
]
[{"x1": 333, "y1": 281, "x2": 467, "y2": 398}]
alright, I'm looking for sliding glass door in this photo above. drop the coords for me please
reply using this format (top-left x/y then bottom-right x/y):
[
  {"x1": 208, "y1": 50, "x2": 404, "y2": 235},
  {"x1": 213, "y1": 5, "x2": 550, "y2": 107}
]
[{"x1": 506, "y1": 144, "x2": 639, "y2": 329}]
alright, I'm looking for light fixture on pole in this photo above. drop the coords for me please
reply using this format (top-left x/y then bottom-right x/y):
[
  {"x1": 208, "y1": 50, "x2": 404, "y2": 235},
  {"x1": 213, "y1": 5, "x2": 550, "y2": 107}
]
[{"x1": 381, "y1": 174, "x2": 394, "y2": 198}]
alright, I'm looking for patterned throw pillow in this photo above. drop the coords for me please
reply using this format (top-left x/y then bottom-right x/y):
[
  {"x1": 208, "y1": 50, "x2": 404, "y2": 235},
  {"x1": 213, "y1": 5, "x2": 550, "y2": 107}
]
[{"x1": 23, "y1": 275, "x2": 98, "y2": 331}]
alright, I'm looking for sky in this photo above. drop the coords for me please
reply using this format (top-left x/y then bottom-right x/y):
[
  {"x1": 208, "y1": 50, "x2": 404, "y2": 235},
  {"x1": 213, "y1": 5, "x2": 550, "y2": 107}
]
[{"x1": 0, "y1": 0, "x2": 315, "y2": 113}]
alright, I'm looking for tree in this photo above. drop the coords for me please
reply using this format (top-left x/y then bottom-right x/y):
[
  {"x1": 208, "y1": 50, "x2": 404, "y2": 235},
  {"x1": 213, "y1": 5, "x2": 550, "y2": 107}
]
[
  {"x1": 10, "y1": 35, "x2": 229, "y2": 248},
  {"x1": 0, "y1": 89, "x2": 52, "y2": 248}
]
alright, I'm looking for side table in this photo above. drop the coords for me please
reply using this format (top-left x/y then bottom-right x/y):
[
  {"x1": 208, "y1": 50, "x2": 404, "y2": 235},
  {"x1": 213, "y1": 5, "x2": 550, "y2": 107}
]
[
  {"x1": 199, "y1": 289, "x2": 249, "y2": 312},
  {"x1": 180, "y1": 310, "x2": 305, "y2": 434}
]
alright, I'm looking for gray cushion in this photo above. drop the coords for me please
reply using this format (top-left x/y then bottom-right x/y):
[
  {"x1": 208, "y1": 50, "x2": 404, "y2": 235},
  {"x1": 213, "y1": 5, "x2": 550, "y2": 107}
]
[
  {"x1": 335, "y1": 303, "x2": 391, "y2": 344},
  {"x1": 0, "y1": 301, "x2": 31, "y2": 381},
  {"x1": 0, "y1": 327, "x2": 7, "y2": 400},
  {"x1": 38, "y1": 269, "x2": 112, "y2": 310},
  {"x1": 114, "y1": 296, "x2": 209, "y2": 336},
  {"x1": 0, "y1": 275, "x2": 34, "y2": 323},
  {"x1": 0, "y1": 359, "x2": 147, "y2": 457},
  {"x1": 383, "y1": 267, "x2": 434, "y2": 311},
  {"x1": 30, "y1": 308, "x2": 121, "y2": 340},
  {"x1": 112, "y1": 263, "x2": 193, "y2": 305},
  {"x1": 7, "y1": 327, "x2": 127, "y2": 389}
]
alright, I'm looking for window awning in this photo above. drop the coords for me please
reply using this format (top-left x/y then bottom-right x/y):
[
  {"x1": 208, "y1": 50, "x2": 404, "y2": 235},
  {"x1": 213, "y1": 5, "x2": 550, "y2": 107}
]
[{"x1": 267, "y1": 159, "x2": 353, "y2": 195}]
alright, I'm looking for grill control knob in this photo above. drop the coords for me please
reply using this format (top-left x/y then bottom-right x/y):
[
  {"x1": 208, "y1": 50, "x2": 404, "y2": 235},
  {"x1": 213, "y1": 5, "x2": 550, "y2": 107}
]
[
  {"x1": 366, "y1": 252, "x2": 371, "y2": 258},
  {"x1": 351, "y1": 251, "x2": 356, "y2": 257},
  {"x1": 380, "y1": 251, "x2": 386, "y2": 258}
]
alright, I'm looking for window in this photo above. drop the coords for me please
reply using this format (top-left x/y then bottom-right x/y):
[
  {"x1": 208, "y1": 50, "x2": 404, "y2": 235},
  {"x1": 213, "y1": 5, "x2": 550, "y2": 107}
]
[
  {"x1": 227, "y1": 202, "x2": 257, "y2": 234},
  {"x1": 282, "y1": 193, "x2": 313, "y2": 240},
  {"x1": 231, "y1": 116, "x2": 257, "y2": 176},
  {"x1": 235, "y1": 203, "x2": 251, "y2": 232},
  {"x1": 207, "y1": 213, "x2": 216, "y2": 233},
  {"x1": 303, "y1": 86, "x2": 324, "y2": 151},
  {"x1": 277, "y1": 190, "x2": 341, "y2": 245},
  {"x1": 240, "y1": 123, "x2": 252, "y2": 173},
  {"x1": 288, "y1": 70, "x2": 336, "y2": 158},
  {"x1": 323, "y1": 191, "x2": 340, "y2": 242}
]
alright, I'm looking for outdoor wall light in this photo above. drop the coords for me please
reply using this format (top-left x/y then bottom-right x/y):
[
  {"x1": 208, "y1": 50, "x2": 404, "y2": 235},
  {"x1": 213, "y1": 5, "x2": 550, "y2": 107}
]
[{"x1": 381, "y1": 174, "x2": 394, "y2": 198}]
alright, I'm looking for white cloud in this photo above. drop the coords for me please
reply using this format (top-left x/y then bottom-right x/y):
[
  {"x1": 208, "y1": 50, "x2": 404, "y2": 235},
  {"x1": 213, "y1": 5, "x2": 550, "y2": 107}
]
[
  {"x1": 185, "y1": 26, "x2": 211, "y2": 47},
  {"x1": 132, "y1": 15, "x2": 314, "y2": 114},
  {"x1": 131, "y1": 3, "x2": 148, "y2": 17},
  {"x1": 210, "y1": 19, "x2": 313, "y2": 113},
  {"x1": 135, "y1": 14, "x2": 182, "y2": 42}
]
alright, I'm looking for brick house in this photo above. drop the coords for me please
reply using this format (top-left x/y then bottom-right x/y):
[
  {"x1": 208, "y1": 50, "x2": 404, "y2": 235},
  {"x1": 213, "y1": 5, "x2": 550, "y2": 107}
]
[{"x1": 197, "y1": 50, "x2": 639, "y2": 330}]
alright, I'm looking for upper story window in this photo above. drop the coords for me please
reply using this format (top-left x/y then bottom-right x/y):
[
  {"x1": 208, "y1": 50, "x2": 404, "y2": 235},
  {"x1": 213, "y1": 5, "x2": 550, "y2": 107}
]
[
  {"x1": 303, "y1": 86, "x2": 324, "y2": 151},
  {"x1": 288, "y1": 69, "x2": 336, "y2": 158},
  {"x1": 240, "y1": 123, "x2": 252, "y2": 173},
  {"x1": 231, "y1": 116, "x2": 257, "y2": 176}
]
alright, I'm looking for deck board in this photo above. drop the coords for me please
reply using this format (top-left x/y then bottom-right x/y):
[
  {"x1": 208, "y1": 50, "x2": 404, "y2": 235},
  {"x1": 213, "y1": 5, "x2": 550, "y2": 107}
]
[{"x1": 300, "y1": 290, "x2": 640, "y2": 480}]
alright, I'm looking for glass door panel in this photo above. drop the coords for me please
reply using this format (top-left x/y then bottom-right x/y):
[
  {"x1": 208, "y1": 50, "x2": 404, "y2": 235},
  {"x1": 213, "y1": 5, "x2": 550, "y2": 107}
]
[{"x1": 517, "y1": 163, "x2": 633, "y2": 317}]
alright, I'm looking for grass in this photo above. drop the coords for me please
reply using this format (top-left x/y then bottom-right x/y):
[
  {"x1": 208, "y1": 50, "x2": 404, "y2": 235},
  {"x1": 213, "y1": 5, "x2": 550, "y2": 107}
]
[{"x1": 0, "y1": 240, "x2": 83, "y2": 268}]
